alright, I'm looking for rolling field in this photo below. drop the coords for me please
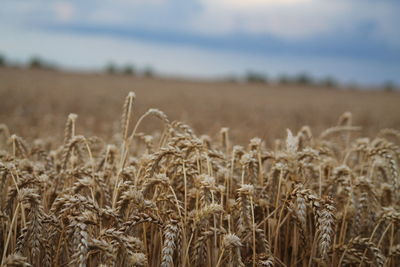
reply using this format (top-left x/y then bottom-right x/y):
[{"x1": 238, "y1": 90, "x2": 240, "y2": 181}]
[
  {"x1": 1, "y1": 68, "x2": 399, "y2": 144},
  {"x1": 1, "y1": 67, "x2": 400, "y2": 266}
]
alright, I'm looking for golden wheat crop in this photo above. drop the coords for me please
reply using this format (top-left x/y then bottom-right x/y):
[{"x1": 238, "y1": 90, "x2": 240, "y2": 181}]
[
  {"x1": 0, "y1": 91, "x2": 400, "y2": 267},
  {"x1": 2, "y1": 68, "x2": 400, "y2": 145}
]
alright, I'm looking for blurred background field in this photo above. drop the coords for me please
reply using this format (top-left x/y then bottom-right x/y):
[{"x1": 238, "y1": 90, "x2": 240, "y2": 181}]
[
  {"x1": 1, "y1": 67, "x2": 399, "y2": 145},
  {"x1": 1, "y1": 0, "x2": 400, "y2": 145}
]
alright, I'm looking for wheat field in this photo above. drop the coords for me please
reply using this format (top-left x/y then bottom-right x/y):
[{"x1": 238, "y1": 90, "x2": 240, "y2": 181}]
[
  {"x1": 0, "y1": 68, "x2": 400, "y2": 266},
  {"x1": 1, "y1": 68, "x2": 400, "y2": 144}
]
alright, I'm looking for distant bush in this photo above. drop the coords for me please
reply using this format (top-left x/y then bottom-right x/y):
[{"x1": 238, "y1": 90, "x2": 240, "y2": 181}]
[
  {"x1": 29, "y1": 56, "x2": 45, "y2": 69},
  {"x1": 246, "y1": 72, "x2": 268, "y2": 83},
  {"x1": 278, "y1": 74, "x2": 290, "y2": 85},
  {"x1": 28, "y1": 56, "x2": 56, "y2": 70},
  {"x1": 296, "y1": 73, "x2": 313, "y2": 85},
  {"x1": 105, "y1": 62, "x2": 117, "y2": 74},
  {"x1": 123, "y1": 65, "x2": 135, "y2": 75},
  {"x1": 143, "y1": 67, "x2": 155, "y2": 78},
  {"x1": 223, "y1": 75, "x2": 238, "y2": 83},
  {"x1": 383, "y1": 81, "x2": 396, "y2": 92},
  {"x1": 0, "y1": 54, "x2": 5, "y2": 66},
  {"x1": 320, "y1": 77, "x2": 337, "y2": 88}
]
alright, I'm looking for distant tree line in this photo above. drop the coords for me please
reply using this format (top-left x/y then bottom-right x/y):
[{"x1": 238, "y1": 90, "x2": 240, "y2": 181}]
[
  {"x1": 0, "y1": 52, "x2": 398, "y2": 90},
  {"x1": 0, "y1": 54, "x2": 4, "y2": 66},
  {"x1": 244, "y1": 71, "x2": 338, "y2": 88},
  {"x1": 104, "y1": 61, "x2": 155, "y2": 77},
  {"x1": 28, "y1": 56, "x2": 57, "y2": 70},
  {"x1": 243, "y1": 71, "x2": 399, "y2": 91},
  {"x1": 0, "y1": 53, "x2": 57, "y2": 70}
]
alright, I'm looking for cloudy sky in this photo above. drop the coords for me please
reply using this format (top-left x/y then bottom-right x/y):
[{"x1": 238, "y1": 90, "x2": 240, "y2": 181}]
[{"x1": 1, "y1": 0, "x2": 400, "y2": 85}]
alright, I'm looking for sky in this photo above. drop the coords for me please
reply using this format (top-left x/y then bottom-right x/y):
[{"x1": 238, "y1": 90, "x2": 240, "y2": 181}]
[{"x1": 1, "y1": 0, "x2": 400, "y2": 85}]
